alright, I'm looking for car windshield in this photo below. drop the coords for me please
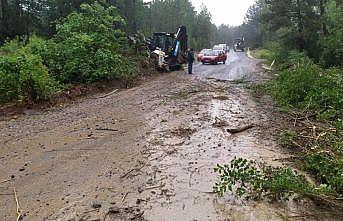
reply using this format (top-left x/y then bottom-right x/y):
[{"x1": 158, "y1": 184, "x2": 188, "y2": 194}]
[
  {"x1": 200, "y1": 49, "x2": 210, "y2": 54},
  {"x1": 204, "y1": 51, "x2": 218, "y2": 56},
  {"x1": 213, "y1": 46, "x2": 223, "y2": 50}
]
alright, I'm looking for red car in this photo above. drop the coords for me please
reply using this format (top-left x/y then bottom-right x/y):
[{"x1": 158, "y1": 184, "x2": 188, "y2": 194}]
[
  {"x1": 197, "y1": 49, "x2": 212, "y2": 61},
  {"x1": 201, "y1": 50, "x2": 227, "y2": 64}
]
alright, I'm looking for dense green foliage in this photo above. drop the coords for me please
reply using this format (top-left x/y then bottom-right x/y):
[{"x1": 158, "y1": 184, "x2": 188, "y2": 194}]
[
  {"x1": 214, "y1": 158, "x2": 329, "y2": 200},
  {"x1": 0, "y1": 0, "x2": 220, "y2": 50},
  {"x1": 0, "y1": 2, "x2": 135, "y2": 103},
  {"x1": 270, "y1": 63, "x2": 342, "y2": 112},
  {"x1": 46, "y1": 2, "x2": 134, "y2": 83},
  {"x1": 0, "y1": 38, "x2": 58, "y2": 103},
  {"x1": 214, "y1": 157, "x2": 343, "y2": 207},
  {"x1": 246, "y1": 0, "x2": 343, "y2": 67}
]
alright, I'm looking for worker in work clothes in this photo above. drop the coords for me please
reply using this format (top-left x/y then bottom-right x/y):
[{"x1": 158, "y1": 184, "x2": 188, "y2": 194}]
[{"x1": 187, "y1": 48, "x2": 195, "y2": 74}]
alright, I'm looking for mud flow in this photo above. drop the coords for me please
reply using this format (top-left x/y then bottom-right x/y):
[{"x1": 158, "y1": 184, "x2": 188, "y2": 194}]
[{"x1": 0, "y1": 51, "x2": 335, "y2": 221}]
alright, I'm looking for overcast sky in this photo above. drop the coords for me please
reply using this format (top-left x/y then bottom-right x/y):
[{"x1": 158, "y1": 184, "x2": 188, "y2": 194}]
[{"x1": 191, "y1": 0, "x2": 256, "y2": 26}]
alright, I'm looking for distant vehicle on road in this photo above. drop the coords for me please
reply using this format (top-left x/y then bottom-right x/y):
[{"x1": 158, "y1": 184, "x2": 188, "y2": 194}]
[
  {"x1": 213, "y1": 44, "x2": 227, "y2": 53},
  {"x1": 233, "y1": 37, "x2": 245, "y2": 52},
  {"x1": 201, "y1": 50, "x2": 227, "y2": 64},
  {"x1": 197, "y1": 49, "x2": 212, "y2": 61}
]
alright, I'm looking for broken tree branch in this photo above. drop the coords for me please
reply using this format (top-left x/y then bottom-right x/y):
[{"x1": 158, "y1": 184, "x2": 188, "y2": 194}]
[
  {"x1": 121, "y1": 192, "x2": 129, "y2": 203},
  {"x1": 120, "y1": 168, "x2": 135, "y2": 179},
  {"x1": 95, "y1": 128, "x2": 118, "y2": 132},
  {"x1": 145, "y1": 183, "x2": 166, "y2": 190},
  {"x1": 227, "y1": 124, "x2": 255, "y2": 134},
  {"x1": 120, "y1": 160, "x2": 150, "y2": 179},
  {"x1": 0, "y1": 179, "x2": 11, "y2": 184},
  {"x1": 94, "y1": 89, "x2": 119, "y2": 99},
  {"x1": 46, "y1": 148, "x2": 99, "y2": 153},
  {"x1": 14, "y1": 187, "x2": 22, "y2": 221}
]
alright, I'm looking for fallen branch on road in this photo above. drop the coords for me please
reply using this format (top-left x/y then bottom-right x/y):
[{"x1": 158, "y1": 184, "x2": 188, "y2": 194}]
[
  {"x1": 226, "y1": 124, "x2": 255, "y2": 134},
  {"x1": 45, "y1": 148, "x2": 100, "y2": 152},
  {"x1": 212, "y1": 117, "x2": 229, "y2": 128},
  {"x1": 120, "y1": 168, "x2": 136, "y2": 179},
  {"x1": 145, "y1": 183, "x2": 165, "y2": 190},
  {"x1": 14, "y1": 187, "x2": 22, "y2": 221},
  {"x1": 93, "y1": 89, "x2": 119, "y2": 99},
  {"x1": 0, "y1": 179, "x2": 11, "y2": 184},
  {"x1": 95, "y1": 128, "x2": 119, "y2": 132},
  {"x1": 121, "y1": 192, "x2": 129, "y2": 203}
]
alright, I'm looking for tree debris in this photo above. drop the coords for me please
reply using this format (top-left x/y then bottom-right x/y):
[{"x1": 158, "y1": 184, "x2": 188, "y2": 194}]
[
  {"x1": 121, "y1": 192, "x2": 129, "y2": 203},
  {"x1": 212, "y1": 117, "x2": 229, "y2": 128},
  {"x1": 145, "y1": 183, "x2": 165, "y2": 190},
  {"x1": 120, "y1": 168, "x2": 136, "y2": 179},
  {"x1": 45, "y1": 148, "x2": 99, "y2": 152},
  {"x1": 226, "y1": 124, "x2": 255, "y2": 134},
  {"x1": 95, "y1": 128, "x2": 119, "y2": 132},
  {"x1": 94, "y1": 89, "x2": 119, "y2": 99},
  {"x1": 0, "y1": 179, "x2": 11, "y2": 184},
  {"x1": 14, "y1": 187, "x2": 22, "y2": 221}
]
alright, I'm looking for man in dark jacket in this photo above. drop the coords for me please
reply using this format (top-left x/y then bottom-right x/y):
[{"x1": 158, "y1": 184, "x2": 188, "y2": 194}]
[{"x1": 187, "y1": 48, "x2": 195, "y2": 74}]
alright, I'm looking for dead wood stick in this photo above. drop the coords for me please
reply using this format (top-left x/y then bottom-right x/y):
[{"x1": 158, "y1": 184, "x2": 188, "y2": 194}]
[
  {"x1": 294, "y1": 108, "x2": 328, "y2": 121},
  {"x1": 0, "y1": 193, "x2": 13, "y2": 196},
  {"x1": 0, "y1": 179, "x2": 11, "y2": 184},
  {"x1": 14, "y1": 187, "x2": 22, "y2": 221},
  {"x1": 120, "y1": 160, "x2": 150, "y2": 179},
  {"x1": 46, "y1": 148, "x2": 99, "y2": 153},
  {"x1": 227, "y1": 124, "x2": 255, "y2": 134},
  {"x1": 121, "y1": 192, "x2": 129, "y2": 203},
  {"x1": 145, "y1": 183, "x2": 165, "y2": 190},
  {"x1": 120, "y1": 168, "x2": 136, "y2": 179},
  {"x1": 132, "y1": 211, "x2": 144, "y2": 219},
  {"x1": 95, "y1": 128, "x2": 119, "y2": 132},
  {"x1": 95, "y1": 89, "x2": 119, "y2": 99},
  {"x1": 304, "y1": 192, "x2": 343, "y2": 208}
]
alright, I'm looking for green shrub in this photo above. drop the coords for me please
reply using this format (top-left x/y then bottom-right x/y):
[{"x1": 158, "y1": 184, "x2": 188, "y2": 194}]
[
  {"x1": 0, "y1": 38, "x2": 24, "y2": 55},
  {"x1": 253, "y1": 48, "x2": 275, "y2": 62},
  {"x1": 47, "y1": 2, "x2": 135, "y2": 83},
  {"x1": 213, "y1": 158, "x2": 313, "y2": 201},
  {"x1": 270, "y1": 63, "x2": 343, "y2": 114},
  {"x1": 306, "y1": 153, "x2": 343, "y2": 193},
  {"x1": 320, "y1": 30, "x2": 343, "y2": 68},
  {"x1": 0, "y1": 48, "x2": 57, "y2": 103}
]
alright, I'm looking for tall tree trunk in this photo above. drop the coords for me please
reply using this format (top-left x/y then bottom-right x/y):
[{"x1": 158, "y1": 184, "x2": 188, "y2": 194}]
[
  {"x1": 1, "y1": 0, "x2": 8, "y2": 19},
  {"x1": 1, "y1": 0, "x2": 9, "y2": 38},
  {"x1": 319, "y1": 0, "x2": 328, "y2": 35},
  {"x1": 296, "y1": 0, "x2": 305, "y2": 51}
]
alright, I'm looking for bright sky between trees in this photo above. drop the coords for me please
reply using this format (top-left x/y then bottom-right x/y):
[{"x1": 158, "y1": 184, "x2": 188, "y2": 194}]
[{"x1": 191, "y1": 0, "x2": 256, "y2": 26}]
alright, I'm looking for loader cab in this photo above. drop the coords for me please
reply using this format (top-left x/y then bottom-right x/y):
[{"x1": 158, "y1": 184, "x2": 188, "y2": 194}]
[{"x1": 152, "y1": 32, "x2": 175, "y2": 53}]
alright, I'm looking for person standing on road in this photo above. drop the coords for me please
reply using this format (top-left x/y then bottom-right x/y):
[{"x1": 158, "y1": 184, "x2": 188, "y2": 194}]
[{"x1": 187, "y1": 48, "x2": 195, "y2": 74}]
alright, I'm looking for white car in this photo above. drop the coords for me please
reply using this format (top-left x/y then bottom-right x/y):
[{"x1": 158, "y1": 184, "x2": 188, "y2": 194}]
[{"x1": 213, "y1": 44, "x2": 228, "y2": 53}]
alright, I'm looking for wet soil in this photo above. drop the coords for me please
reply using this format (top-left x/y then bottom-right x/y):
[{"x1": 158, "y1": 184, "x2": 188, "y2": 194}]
[{"x1": 0, "y1": 51, "x2": 337, "y2": 221}]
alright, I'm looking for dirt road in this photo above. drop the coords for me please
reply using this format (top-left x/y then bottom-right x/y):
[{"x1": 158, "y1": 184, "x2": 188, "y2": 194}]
[{"x1": 0, "y1": 51, "x2": 328, "y2": 221}]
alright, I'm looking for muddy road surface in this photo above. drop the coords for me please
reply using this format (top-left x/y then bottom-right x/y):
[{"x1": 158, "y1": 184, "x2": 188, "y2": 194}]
[
  {"x1": 0, "y1": 51, "x2": 333, "y2": 221},
  {"x1": 194, "y1": 50, "x2": 260, "y2": 81}
]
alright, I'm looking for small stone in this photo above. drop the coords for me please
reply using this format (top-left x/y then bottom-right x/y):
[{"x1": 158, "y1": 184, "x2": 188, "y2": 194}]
[{"x1": 91, "y1": 202, "x2": 102, "y2": 209}]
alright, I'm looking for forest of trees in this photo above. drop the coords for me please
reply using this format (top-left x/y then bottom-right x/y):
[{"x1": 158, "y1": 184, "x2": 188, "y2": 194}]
[
  {"x1": 244, "y1": 0, "x2": 342, "y2": 67},
  {"x1": 0, "y1": 0, "x2": 219, "y2": 49},
  {"x1": 0, "y1": 0, "x2": 341, "y2": 104},
  {"x1": 1, "y1": 0, "x2": 341, "y2": 61}
]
